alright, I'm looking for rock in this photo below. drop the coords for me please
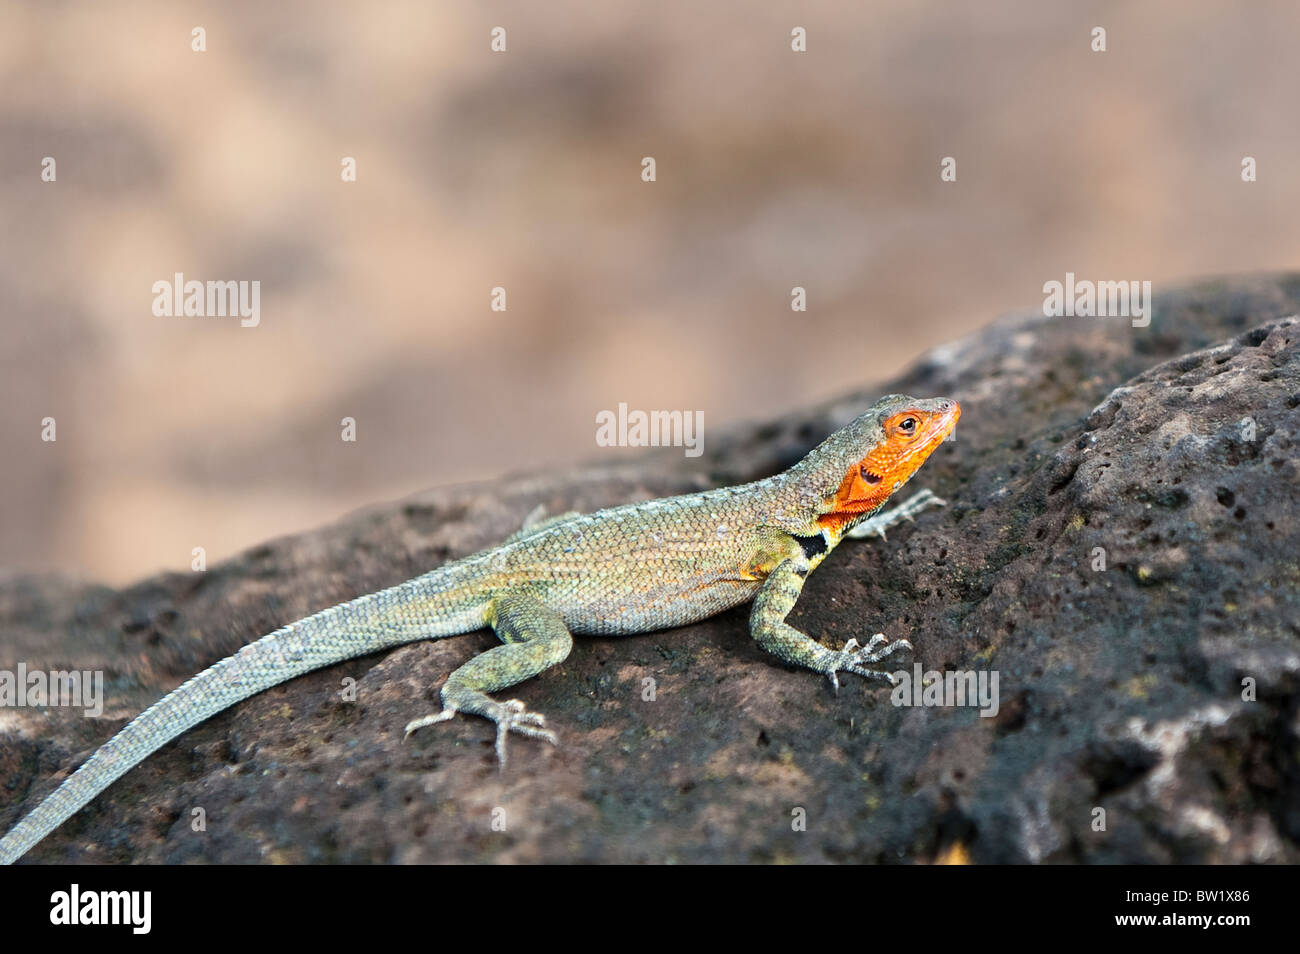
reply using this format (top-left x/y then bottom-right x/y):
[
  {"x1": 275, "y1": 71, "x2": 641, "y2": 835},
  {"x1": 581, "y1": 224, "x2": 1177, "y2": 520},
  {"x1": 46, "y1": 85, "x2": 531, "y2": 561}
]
[{"x1": 2, "y1": 274, "x2": 1298, "y2": 863}]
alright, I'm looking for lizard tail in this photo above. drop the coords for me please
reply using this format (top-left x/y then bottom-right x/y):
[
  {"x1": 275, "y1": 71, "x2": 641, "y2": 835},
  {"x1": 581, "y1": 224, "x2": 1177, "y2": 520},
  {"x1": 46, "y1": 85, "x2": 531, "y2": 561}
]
[{"x1": 0, "y1": 569, "x2": 489, "y2": 864}]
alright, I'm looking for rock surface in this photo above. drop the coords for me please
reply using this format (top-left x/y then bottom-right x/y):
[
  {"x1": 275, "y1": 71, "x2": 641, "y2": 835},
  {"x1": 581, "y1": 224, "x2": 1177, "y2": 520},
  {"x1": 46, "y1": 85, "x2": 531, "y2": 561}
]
[{"x1": 2, "y1": 274, "x2": 1299, "y2": 863}]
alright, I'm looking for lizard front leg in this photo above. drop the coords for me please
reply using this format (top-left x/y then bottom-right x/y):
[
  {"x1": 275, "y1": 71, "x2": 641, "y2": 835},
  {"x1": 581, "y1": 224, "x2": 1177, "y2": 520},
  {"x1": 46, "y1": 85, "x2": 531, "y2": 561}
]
[
  {"x1": 749, "y1": 559, "x2": 911, "y2": 692},
  {"x1": 846, "y1": 488, "x2": 946, "y2": 540},
  {"x1": 404, "y1": 591, "x2": 573, "y2": 768}
]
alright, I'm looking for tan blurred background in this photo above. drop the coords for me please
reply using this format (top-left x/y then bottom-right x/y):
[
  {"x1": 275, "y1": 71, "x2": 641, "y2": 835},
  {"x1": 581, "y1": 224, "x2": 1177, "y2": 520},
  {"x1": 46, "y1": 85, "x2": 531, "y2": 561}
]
[{"x1": 1, "y1": 1, "x2": 1298, "y2": 584}]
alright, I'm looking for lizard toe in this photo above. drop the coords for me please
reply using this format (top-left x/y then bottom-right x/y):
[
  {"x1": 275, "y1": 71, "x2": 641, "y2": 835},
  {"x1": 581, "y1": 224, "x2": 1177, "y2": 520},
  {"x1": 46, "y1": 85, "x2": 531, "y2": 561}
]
[{"x1": 403, "y1": 707, "x2": 457, "y2": 739}]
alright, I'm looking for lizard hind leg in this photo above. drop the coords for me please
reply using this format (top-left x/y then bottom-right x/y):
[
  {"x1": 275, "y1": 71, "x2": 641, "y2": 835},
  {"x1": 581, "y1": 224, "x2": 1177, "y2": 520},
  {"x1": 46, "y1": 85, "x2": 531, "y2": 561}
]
[{"x1": 403, "y1": 592, "x2": 573, "y2": 769}]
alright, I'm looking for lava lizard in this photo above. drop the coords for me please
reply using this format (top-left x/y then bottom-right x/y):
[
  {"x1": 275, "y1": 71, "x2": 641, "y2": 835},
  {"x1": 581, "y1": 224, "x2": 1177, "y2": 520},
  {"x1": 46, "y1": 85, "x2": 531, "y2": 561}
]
[{"x1": 0, "y1": 393, "x2": 959, "y2": 862}]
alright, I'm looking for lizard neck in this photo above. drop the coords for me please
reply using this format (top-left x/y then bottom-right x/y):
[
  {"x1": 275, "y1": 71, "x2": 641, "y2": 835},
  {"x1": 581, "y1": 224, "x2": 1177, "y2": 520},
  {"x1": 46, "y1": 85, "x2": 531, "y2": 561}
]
[{"x1": 758, "y1": 468, "x2": 860, "y2": 566}]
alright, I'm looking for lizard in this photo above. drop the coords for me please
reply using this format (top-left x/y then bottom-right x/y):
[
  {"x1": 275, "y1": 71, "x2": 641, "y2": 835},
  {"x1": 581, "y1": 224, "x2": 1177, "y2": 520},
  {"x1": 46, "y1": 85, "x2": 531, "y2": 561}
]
[{"x1": 0, "y1": 393, "x2": 959, "y2": 863}]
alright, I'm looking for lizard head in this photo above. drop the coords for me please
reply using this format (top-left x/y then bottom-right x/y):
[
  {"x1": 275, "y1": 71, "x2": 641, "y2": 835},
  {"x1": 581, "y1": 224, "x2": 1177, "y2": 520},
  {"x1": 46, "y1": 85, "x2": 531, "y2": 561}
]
[{"x1": 805, "y1": 394, "x2": 960, "y2": 534}]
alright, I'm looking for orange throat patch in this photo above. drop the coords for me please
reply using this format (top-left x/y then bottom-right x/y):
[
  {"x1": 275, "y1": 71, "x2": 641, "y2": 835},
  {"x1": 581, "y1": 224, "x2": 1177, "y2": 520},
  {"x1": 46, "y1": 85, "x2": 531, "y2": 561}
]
[{"x1": 816, "y1": 404, "x2": 960, "y2": 536}]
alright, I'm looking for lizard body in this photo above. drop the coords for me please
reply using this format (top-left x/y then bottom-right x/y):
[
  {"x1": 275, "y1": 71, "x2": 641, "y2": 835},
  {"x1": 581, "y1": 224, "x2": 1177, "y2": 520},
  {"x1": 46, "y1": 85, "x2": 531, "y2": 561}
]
[{"x1": 0, "y1": 393, "x2": 959, "y2": 863}]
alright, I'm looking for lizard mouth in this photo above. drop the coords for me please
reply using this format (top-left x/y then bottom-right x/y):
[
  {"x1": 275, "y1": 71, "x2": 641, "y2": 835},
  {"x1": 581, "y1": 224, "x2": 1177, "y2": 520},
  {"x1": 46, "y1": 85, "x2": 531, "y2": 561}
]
[
  {"x1": 916, "y1": 399, "x2": 960, "y2": 455},
  {"x1": 894, "y1": 399, "x2": 959, "y2": 478}
]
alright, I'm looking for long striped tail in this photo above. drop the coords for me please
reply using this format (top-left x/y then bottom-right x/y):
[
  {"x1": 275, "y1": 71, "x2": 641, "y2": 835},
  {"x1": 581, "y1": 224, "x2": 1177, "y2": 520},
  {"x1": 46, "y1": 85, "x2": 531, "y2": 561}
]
[{"x1": 0, "y1": 567, "x2": 488, "y2": 864}]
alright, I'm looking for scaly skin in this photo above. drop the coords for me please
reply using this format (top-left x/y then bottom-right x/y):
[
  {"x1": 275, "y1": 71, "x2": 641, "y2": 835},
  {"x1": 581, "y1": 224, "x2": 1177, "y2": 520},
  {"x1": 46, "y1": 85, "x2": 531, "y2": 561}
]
[{"x1": 0, "y1": 393, "x2": 959, "y2": 863}]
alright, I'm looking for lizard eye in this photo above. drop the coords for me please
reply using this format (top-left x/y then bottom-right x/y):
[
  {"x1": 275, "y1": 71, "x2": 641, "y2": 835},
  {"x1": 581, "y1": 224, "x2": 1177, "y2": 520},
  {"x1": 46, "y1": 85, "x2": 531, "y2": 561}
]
[{"x1": 898, "y1": 416, "x2": 918, "y2": 435}]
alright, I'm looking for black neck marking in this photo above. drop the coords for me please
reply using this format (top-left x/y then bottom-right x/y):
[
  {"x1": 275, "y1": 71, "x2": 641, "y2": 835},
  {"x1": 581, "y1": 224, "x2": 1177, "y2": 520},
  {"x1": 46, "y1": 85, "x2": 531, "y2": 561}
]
[{"x1": 791, "y1": 531, "x2": 828, "y2": 560}]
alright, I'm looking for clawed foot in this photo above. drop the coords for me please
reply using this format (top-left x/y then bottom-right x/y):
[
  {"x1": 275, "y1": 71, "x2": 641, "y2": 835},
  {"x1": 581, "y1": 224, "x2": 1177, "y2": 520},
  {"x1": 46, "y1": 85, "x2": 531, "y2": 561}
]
[
  {"x1": 404, "y1": 699, "x2": 557, "y2": 770},
  {"x1": 820, "y1": 633, "x2": 913, "y2": 692},
  {"x1": 484, "y1": 699, "x2": 558, "y2": 770},
  {"x1": 847, "y1": 488, "x2": 947, "y2": 541}
]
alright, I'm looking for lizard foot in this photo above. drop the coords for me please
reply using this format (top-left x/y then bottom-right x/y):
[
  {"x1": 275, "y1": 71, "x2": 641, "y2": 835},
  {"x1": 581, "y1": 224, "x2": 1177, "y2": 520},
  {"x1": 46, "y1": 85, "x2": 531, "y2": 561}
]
[
  {"x1": 846, "y1": 488, "x2": 947, "y2": 541},
  {"x1": 820, "y1": 634, "x2": 913, "y2": 693},
  {"x1": 404, "y1": 699, "x2": 557, "y2": 770},
  {"x1": 483, "y1": 699, "x2": 558, "y2": 770}
]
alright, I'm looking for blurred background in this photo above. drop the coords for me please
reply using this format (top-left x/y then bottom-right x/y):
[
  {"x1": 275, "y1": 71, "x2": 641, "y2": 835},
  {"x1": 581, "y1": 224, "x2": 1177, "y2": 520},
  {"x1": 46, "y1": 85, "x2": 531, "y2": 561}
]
[{"x1": 2, "y1": 1, "x2": 1298, "y2": 584}]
